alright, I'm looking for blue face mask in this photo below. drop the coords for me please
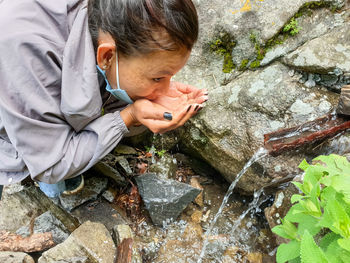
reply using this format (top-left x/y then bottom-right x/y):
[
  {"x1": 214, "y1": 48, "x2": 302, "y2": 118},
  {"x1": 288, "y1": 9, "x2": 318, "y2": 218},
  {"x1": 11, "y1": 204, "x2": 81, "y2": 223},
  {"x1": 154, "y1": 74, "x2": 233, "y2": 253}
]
[{"x1": 96, "y1": 51, "x2": 133, "y2": 104}]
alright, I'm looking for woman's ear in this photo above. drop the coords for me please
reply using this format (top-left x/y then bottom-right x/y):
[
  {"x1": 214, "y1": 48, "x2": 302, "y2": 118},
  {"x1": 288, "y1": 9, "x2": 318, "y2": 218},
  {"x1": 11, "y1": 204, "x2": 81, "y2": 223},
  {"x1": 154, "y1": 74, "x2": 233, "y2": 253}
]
[{"x1": 96, "y1": 43, "x2": 116, "y2": 70}]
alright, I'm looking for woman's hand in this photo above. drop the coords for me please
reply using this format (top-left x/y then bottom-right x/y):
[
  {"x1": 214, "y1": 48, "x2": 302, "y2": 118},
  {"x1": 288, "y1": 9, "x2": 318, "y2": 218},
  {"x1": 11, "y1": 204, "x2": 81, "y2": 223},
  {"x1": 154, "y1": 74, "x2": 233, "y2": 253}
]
[
  {"x1": 151, "y1": 81, "x2": 208, "y2": 111},
  {"x1": 120, "y1": 98, "x2": 199, "y2": 134}
]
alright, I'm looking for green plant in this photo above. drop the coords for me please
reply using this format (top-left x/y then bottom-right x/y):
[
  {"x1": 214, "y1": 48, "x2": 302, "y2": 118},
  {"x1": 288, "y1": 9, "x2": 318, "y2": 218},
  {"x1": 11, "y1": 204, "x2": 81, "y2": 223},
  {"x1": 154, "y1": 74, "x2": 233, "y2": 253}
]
[
  {"x1": 209, "y1": 32, "x2": 236, "y2": 73},
  {"x1": 272, "y1": 154, "x2": 350, "y2": 263},
  {"x1": 283, "y1": 18, "x2": 301, "y2": 36},
  {"x1": 145, "y1": 146, "x2": 167, "y2": 157}
]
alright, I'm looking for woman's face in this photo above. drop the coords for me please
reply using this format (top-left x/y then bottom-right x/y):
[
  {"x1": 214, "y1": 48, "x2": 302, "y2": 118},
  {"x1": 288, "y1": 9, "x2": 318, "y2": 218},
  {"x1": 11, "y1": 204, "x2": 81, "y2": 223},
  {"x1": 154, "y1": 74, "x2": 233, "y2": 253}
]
[{"x1": 106, "y1": 47, "x2": 191, "y2": 101}]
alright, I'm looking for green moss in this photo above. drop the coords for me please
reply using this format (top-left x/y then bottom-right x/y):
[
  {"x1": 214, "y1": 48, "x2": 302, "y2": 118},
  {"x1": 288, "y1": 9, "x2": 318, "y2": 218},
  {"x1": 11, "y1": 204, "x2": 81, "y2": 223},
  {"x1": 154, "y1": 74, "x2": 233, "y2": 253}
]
[
  {"x1": 239, "y1": 59, "x2": 249, "y2": 71},
  {"x1": 250, "y1": 60, "x2": 261, "y2": 69},
  {"x1": 283, "y1": 17, "x2": 301, "y2": 36},
  {"x1": 209, "y1": 32, "x2": 236, "y2": 73}
]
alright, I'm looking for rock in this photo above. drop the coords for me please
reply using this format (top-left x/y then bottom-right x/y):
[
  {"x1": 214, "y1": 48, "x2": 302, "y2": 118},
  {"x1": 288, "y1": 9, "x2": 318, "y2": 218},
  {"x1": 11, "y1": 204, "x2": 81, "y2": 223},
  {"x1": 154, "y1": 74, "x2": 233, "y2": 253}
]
[
  {"x1": 135, "y1": 173, "x2": 201, "y2": 226},
  {"x1": 102, "y1": 189, "x2": 116, "y2": 203},
  {"x1": 71, "y1": 200, "x2": 127, "y2": 232},
  {"x1": 59, "y1": 176, "x2": 108, "y2": 211},
  {"x1": 177, "y1": 62, "x2": 339, "y2": 193},
  {"x1": 39, "y1": 221, "x2": 116, "y2": 263},
  {"x1": 148, "y1": 153, "x2": 178, "y2": 180},
  {"x1": 222, "y1": 246, "x2": 266, "y2": 263},
  {"x1": 155, "y1": 239, "x2": 201, "y2": 263},
  {"x1": 283, "y1": 23, "x2": 350, "y2": 74},
  {"x1": 91, "y1": 154, "x2": 127, "y2": 186},
  {"x1": 113, "y1": 225, "x2": 142, "y2": 263},
  {"x1": 113, "y1": 144, "x2": 137, "y2": 155},
  {"x1": 0, "y1": 251, "x2": 35, "y2": 263},
  {"x1": 16, "y1": 211, "x2": 69, "y2": 245},
  {"x1": 0, "y1": 184, "x2": 79, "y2": 234},
  {"x1": 190, "y1": 177, "x2": 204, "y2": 207},
  {"x1": 261, "y1": 8, "x2": 346, "y2": 66},
  {"x1": 116, "y1": 156, "x2": 133, "y2": 175},
  {"x1": 264, "y1": 183, "x2": 299, "y2": 245}
]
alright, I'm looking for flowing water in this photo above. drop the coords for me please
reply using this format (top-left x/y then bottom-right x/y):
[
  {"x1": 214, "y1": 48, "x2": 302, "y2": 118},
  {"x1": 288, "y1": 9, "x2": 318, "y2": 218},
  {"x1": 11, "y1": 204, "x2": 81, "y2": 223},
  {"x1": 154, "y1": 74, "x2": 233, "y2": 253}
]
[{"x1": 197, "y1": 147, "x2": 268, "y2": 263}]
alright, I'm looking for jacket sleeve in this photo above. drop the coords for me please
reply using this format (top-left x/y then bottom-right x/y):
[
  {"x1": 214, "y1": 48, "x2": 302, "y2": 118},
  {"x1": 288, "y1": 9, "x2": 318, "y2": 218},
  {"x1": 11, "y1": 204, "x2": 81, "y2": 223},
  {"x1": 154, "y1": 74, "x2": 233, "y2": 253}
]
[{"x1": 0, "y1": 18, "x2": 129, "y2": 184}]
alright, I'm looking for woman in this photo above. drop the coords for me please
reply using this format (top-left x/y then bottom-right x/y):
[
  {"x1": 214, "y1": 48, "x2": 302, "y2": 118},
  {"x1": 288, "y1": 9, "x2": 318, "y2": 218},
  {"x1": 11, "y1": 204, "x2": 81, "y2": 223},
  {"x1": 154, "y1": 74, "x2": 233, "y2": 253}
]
[{"x1": 0, "y1": 0, "x2": 207, "y2": 198}]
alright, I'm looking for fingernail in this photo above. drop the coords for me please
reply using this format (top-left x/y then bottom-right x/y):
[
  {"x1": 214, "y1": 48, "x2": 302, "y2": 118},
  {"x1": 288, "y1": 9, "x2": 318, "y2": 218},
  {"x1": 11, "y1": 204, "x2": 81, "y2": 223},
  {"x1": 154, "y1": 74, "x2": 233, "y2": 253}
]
[
  {"x1": 204, "y1": 92, "x2": 209, "y2": 95},
  {"x1": 204, "y1": 99, "x2": 208, "y2": 103},
  {"x1": 187, "y1": 105, "x2": 192, "y2": 112},
  {"x1": 163, "y1": 112, "x2": 173, "y2": 121},
  {"x1": 197, "y1": 107, "x2": 203, "y2": 112},
  {"x1": 194, "y1": 105, "x2": 199, "y2": 111}
]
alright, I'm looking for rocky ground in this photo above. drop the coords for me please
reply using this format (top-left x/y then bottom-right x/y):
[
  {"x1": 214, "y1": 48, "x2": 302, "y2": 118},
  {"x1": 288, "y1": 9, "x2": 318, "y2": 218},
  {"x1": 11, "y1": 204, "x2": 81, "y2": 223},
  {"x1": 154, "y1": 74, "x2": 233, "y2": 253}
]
[{"x1": 0, "y1": 144, "x2": 277, "y2": 263}]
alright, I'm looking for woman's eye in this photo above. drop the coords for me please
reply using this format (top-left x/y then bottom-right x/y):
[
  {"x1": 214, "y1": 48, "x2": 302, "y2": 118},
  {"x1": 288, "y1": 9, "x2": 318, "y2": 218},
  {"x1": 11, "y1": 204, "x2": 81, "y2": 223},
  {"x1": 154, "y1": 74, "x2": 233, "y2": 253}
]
[{"x1": 152, "y1": 78, "x2": 163, "y2": 82}]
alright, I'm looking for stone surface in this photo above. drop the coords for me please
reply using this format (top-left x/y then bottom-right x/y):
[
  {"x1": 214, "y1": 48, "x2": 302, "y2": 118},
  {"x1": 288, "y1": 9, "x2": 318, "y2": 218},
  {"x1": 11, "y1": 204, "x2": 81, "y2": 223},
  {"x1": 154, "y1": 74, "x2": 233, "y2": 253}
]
[
  {"x1": 113, "y1": 144, "x2": 138, "y2": 155},
  {"x1": 59, "y1": 177, "x2": 108, "y2": 211},
  {"x1": 283, "y1": 23, "x2": 350, "y2": 74},
  {"x1": 264, "y1": 183, "x2": 299, "y2": 245},
  {"x1": 39, "y1": 221, "x2": 116, "y2": 263},
  {"x1": 0, "y1": 251, "x2": 35, "y2": 263},
  {"x1": 135, "y1": 173, "x2": 201, "y2": 226},
  {"x1": 16, "y1": 211, "x2": 69, "y2": 245},
  {"x1": 148, "y1": 153, "x2": 178, "y2": 180},
  {"x1": 91, "y1": 154, "x2": 126, "y2": 186},
  {"x1": 176, "y1": 62, "x2": 339, "y2": 193},
  {"x1": 0, "y1": 184, "x2": 79, "y2": 233}
]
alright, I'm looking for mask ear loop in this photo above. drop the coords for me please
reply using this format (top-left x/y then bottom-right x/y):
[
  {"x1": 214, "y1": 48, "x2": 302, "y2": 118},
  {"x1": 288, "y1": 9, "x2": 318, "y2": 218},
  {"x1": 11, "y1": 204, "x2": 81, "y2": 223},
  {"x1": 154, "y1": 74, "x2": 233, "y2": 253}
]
[{"x1": 115, "y1": 49, "x2": 121, "y2": 90}]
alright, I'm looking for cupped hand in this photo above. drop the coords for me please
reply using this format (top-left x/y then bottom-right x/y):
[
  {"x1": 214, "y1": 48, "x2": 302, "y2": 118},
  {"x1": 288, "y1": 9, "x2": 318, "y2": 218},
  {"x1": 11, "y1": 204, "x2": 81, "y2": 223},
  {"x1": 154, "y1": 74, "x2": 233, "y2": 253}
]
[
  {"x1": 123, "y1": 98, "x2": 199, "y2": 134},
  {"x1": 150, "y1": 81, "x2": 208, "y2": 112}
]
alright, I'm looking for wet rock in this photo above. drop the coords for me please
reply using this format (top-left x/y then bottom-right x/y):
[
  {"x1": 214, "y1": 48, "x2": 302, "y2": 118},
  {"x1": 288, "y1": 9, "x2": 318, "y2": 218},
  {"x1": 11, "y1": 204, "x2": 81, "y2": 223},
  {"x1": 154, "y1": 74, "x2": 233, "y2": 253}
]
[
  {"x1": 190, "y1": 177, "x2": 204, "y2": 207},
  {"x1": 59, "y1": 176, "x2": 108, "y2": 211},
  {"x1": 91, "y1": 154, "x2": 126, "y2": 186},
  {"x1": 102, "y1": 188, "x2": 116, "y2": 203},
  {"x1": 0, "y1": 184, "x2": 79, "y2": 234},
  {"x1": 148, "y1": 153, "x2": 178, "y2": 180},
  {"x1": 113, "y1": 225, "x2": 142, "y2": 263},
  {"x1": 16, "y1": 211, "x2": 69, "y2": 245},
  {"x1": 177, "y1": 62, "x2": 339, "y2": 193},
  {"x1": 38, "y1": 221, "x2": 116, "y2": 263},
  {"x1": 222, "y1": 246, "x2": 267, "y2": 263},
  {"x1": 283, "y1": 23, "x2": 350, "y2": 74},
  {"x1": 182, "y1": 222, "x2": 203, "y2": 242},
  {"x1": 71, "y1": 200, "x2": 127, "y2": 232},
  {"x1": 135, "y1": 173, "x2": 201, "y2": 226},
  {"x1": 264, "y1": 183, "x2": 299, "y2": 245},
  {"x1": 0, "y1": 251, "x2": 34, "y2": 263},
  {"x1": 155, "y1": 239, "x2": 201, "y2": 263},
  {"x1": 113, "y1": 144, "x2": 137, "y2": 155},
  {"x1": 116, "y1": 156, "x2": 133, "y2": 175}
]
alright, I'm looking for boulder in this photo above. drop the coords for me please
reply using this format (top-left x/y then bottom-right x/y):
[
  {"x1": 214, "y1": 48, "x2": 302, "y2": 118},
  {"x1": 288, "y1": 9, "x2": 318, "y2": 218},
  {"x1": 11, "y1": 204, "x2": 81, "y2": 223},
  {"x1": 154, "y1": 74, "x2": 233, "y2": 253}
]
[
  {"x1": 38, "y1": 221, "x2": 116, "y2": 263},
  {"x1": 16, "y1": 211, "x2": 70, "y2": 245},
  {"x1": 0, "y1": 184, "x2": 78, "y2": 233},
  {"x1": 0, "y1": 252, "x2": 34, "y2": 263},
  {"x1": 135, "y1": 173, "x2": 201, "y2": 226}
]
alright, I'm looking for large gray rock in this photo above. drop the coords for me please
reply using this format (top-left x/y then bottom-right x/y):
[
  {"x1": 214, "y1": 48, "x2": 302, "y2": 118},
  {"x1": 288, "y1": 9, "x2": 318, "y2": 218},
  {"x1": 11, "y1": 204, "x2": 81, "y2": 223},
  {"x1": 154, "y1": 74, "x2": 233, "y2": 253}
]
[
  {"x1": 0, "y1": 184, "x2": 79, "y2": 233},
  {"x1": 0, "y1": 252, "x2": 34, "y2": 263},
  {"x1": 16, "y1": 211, "x2": 70, "y2": 244},
  {"x1": 38, "y1": 221, "x2": 116, "y2": 263},
  {"x1": 176, "y1": 62, "x2": 339, "y2": 193},
  {"x1": 283, "y1": 22, "x2": 350, "y2": 74},
  {"x1": 135, "y1": 173, "x2": 201, "y2": 226}
]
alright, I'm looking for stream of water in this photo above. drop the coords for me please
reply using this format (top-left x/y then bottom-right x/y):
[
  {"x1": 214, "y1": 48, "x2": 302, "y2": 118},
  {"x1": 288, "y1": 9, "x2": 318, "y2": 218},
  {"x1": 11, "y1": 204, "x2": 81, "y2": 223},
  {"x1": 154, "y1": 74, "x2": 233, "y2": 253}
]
[{"x1": 197, "y1": 147, "x2": 268, "y2": 263}]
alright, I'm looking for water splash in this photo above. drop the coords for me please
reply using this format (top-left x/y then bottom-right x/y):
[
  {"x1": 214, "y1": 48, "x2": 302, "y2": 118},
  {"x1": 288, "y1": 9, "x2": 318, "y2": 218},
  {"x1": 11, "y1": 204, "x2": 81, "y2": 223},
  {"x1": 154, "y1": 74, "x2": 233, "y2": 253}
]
[{"x1": 197, "y1": 147, "x2": 268, "y2": 263}]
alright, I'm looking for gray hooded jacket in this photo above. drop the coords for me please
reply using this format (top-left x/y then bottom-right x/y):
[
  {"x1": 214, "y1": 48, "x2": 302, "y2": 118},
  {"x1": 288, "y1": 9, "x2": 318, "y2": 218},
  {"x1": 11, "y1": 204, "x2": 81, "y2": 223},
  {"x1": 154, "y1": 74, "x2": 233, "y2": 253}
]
[{"x1": 0, "y1": 0, "x2": 130, "y2": 185}]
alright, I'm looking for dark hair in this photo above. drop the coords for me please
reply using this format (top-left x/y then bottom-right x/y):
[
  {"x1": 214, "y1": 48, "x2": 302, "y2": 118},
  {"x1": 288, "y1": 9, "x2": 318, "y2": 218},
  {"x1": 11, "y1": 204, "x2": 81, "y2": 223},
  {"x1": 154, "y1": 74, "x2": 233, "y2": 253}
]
[{"x1": 88, "y1": 0, "x2": 198, "y2": 56}]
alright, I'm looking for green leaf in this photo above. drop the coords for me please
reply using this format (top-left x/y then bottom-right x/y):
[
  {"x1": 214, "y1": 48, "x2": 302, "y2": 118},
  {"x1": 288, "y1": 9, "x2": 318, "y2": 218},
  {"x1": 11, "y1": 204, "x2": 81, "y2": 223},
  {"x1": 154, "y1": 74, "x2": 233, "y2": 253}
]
[
  {"x1": 319, "y1": 232, "x2": 341, "y2": 251},
  {"x1": 325, "y1": 239, "x2": 343, "y2": 263},
  {"x1": 338, "y1": 238, "x2": 350, "y2": 252},
  {"x1": 293, "y1": 182, "x2": 306, "y2": 194},
  {"x1": 276, "y1": 240, "x2": 300, "y2": 263},
  {"x1": 299, "y1": 159, "x2": 310, "y2": 171},
  {"x1": 324, "y1": 199, "x2": 350, "y2": 238},
  {"x1": 329, "y1": 175, "x2": 350, "y2": 204},
  {"x1": 291, "y1": 194, "x2": 304, "y2": 204},
  {"x1": 299, "y1": 199, "x2": 321, "y2": 217},
  {"x1": 272, "y1": 219, "x2": 298, "y2": 240},
  {"x1": 300, "y1": 230, "x2": 328, "y2": 263}
]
